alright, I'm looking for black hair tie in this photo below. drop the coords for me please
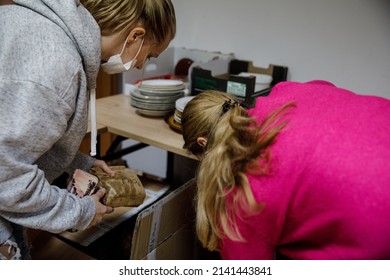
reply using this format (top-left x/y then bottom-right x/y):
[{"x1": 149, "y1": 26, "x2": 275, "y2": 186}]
[
  {"x1": 222, "y1": 100, "x2": 233, "y2": 113},
  {"x1": 221, "y1": 99, "x2": 247, "y2": 115}
]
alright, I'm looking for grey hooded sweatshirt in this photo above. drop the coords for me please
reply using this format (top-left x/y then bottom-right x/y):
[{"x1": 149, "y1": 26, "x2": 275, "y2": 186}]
[{"x1": 0, "y1": 0, "x2": 101, "y2": 244}]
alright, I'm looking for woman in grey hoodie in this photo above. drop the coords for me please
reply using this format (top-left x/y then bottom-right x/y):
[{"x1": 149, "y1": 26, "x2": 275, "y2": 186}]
[{"x1": 0, "y1": 0, "x2": 176, "y2": 259}]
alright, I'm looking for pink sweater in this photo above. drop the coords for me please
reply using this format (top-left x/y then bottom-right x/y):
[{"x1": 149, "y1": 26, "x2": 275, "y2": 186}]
[{"x1": 219, "y1": 81, "x2": 390, "y2": 260}]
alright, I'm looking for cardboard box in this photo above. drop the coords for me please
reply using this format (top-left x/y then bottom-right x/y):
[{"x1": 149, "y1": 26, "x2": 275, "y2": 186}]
[
  {"x1": 122, "y1": 47, "x2": 235, "y2": 93},
  {"x1": 130, "y1": 178, "x2": 196, "y2": 260},
  {"x1": 142, "y1": 223, "x2": 195, "y2": 260},
  {"x1": 229, "y1": 59, "x2": 289, "y2": 88}
]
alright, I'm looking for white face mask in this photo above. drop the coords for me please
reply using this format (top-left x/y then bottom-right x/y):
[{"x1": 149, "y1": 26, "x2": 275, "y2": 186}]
[{"x1": 101, "y1": 38, "x2": 144, "y2": 74}]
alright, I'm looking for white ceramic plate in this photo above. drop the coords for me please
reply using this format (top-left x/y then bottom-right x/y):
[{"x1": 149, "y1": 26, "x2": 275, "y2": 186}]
[
  {"x1": 174, "y1": 113, "x2": 181, "y2": 124},
  {"x1": 138, "y1": 79, "x2": 185, "y2": 92},
  {"x1": 140, "y1": 79, "x2": 184, "y2": 87},
  {"x1": 131, "y1": 99, "x2": 175, "y2": 111},
  {"x1": 175, "y1": 96, "x2": 195, "y2": 112},
  {"x1": 138, "y1": 88, "x2": 185, "y2": 96},
  {"x1": 135, "y1": 108, "x2": 173, "y2": 118},
  {"x1": 131, "y1": 90, "x2": 184, "y2": 103}
]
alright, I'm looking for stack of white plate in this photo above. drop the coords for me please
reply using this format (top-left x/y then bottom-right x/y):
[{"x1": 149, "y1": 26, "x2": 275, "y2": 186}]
[
  {"x1": 130, "y1": 79, "x2": 186, "y2": 117},
  {"x1": 165, "y1": 95, "x2": 195, "y2": 134},
  {"x1": 173, "y1": 96, "x2": 195, "y2": 124}
]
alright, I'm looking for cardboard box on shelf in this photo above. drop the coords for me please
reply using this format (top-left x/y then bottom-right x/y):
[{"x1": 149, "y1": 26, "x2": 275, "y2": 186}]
[
  {"x1": 122, "y1": 47, "x2": 236, "y2": 94},
  {"x1": 229, "y1": 59, "x2": 289, "y2": 88},
  {"x1": 191, "y1": 60, "x2": 289, "y2": 107}
]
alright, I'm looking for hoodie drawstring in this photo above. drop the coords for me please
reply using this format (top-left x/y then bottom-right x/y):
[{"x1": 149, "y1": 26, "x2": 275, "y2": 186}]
[{"x1": 89, "y1": 88, "x2": 97, "y2": 157}]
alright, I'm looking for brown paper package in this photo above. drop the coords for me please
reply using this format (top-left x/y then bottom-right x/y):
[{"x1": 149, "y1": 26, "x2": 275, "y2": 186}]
[{"x1": 90, "y1": 166, "x2": 146, "y2": 207}]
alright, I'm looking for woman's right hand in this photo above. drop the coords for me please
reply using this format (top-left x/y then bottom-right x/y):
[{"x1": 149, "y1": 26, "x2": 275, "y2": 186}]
[{"x1": 88, "y1": 188, "x2": 114, "y2": 227}]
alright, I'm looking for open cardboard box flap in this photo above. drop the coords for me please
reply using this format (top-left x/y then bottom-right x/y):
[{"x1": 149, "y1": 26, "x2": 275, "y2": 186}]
[{"x1": 130, "y1": 178, "x2": 196, "y2": 259}]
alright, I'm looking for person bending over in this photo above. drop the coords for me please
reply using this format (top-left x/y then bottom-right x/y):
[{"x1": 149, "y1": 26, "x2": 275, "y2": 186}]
[{"x1": 180, "y1": 81, "x2": 390, "y2": 259}]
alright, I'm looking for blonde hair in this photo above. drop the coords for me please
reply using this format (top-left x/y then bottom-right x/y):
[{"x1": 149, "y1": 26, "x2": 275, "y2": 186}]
[
  {"x1": 181, "y1": 90, "x2": 294, "y2": 251},
  {"x1": 81, "y1": 0, "x2": 176, "y2": 42}
]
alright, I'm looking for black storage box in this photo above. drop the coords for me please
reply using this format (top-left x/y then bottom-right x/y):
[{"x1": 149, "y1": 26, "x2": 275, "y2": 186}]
[{"x1": 191, "y1": 59, "x2": 288, "y2": 107}]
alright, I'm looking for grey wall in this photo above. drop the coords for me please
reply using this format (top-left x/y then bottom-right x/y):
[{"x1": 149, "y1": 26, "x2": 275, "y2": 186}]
[{"x1": 171, "y1": 0, "x2": 390, "y2": 98}]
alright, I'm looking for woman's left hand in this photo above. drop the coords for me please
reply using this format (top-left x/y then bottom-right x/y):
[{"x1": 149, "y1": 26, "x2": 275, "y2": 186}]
[{"x1": 92, "y1": 159, "x2": 115, "y2": 175}]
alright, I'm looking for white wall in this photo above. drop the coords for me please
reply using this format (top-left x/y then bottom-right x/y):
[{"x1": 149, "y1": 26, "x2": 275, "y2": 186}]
[
  {"x1": 171, "y1": 0, "x2": 390, "y2": 98},
  {"x1": 122, "y1": 0, "x2": 390, "y2": 177}
]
